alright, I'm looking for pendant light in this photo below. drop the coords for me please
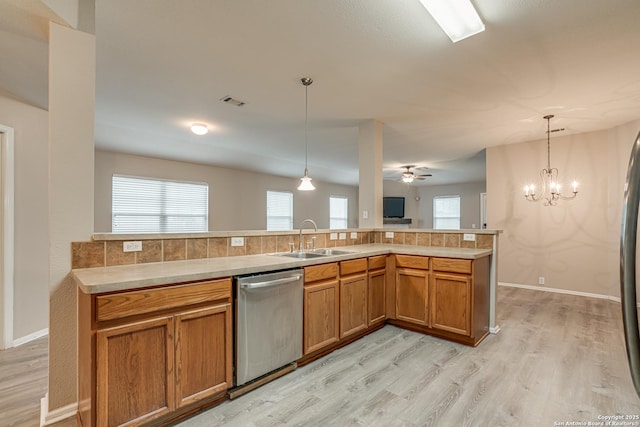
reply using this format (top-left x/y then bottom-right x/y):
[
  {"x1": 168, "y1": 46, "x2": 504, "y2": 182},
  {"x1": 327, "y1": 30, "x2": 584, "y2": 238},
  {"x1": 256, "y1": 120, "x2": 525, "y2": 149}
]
[{"x1": 298, "y1": 77, "x2": 315, "y2": 191}]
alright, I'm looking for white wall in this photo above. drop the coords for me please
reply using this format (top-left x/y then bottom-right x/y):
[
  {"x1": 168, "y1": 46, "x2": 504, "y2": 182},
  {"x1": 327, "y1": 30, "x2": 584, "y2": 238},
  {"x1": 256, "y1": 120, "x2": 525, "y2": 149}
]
[
  {"x1": 95, "y1": 150, "x2": 359, "y2": 232},
  {"x1": 487, "y1": 118, "x2": 640, "y2": 299},
  {"x1": 0, "y1": 94, "x2": 49, "y2": 342}
]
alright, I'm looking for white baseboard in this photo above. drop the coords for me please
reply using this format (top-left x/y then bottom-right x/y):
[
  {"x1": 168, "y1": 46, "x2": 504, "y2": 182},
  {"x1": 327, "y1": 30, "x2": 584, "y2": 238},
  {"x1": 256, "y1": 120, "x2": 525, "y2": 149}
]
[
  {"x1": 499, "y1": 282, "x2": 640, "y2": 307},
  {"x1": 40, "y1": 393, "x2": 78, "y2": 426},
  {"x1": 489, "y1": 325, "x2": 501, "y2": 334},
  {"x1": 12, "y1": 328, "x2": 48, "y2": 347}
]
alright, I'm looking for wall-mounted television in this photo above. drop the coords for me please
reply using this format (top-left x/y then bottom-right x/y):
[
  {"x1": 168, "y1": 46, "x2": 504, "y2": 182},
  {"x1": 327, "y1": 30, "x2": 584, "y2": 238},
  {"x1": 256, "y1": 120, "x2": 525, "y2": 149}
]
[{"x1": 383, "y1": 197, "x2": 405, "y2": 218}]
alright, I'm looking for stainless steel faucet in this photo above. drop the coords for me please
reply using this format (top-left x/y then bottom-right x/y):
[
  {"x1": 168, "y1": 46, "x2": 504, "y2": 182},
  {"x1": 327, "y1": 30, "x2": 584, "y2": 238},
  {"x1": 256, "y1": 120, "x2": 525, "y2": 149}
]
[{"x1": 299, "y1": 219, "x2": 318, "y2": 252}]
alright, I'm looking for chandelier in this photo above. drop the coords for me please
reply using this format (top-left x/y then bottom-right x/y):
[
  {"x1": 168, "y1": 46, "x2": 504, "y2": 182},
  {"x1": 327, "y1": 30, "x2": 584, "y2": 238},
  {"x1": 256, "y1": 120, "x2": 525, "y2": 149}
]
[{"x1": 524, "y1": 115, "x2": 578, "y2": 206}]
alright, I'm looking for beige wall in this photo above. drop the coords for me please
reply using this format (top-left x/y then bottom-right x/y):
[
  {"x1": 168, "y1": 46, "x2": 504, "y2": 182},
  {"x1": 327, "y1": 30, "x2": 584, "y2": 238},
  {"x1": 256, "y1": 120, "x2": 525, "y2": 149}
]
[
  {"x1": 48, "y1": 23, "x2": 95, "y2": 413},
  {"x1": 95, "y1": 150, "x2": 359, "y2": 232},
  {"x1": 487, "y1": 118, "x2": 640, "y2": 299},
  {"x1": 0, "y1": 94, "x2": 49, "y2": 341}
]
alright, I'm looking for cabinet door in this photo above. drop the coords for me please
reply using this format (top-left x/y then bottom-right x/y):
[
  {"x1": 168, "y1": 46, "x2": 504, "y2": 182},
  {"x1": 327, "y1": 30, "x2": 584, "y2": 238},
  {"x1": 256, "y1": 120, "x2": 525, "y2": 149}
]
[
  {"x1": 340, "y1": 273, "x2": 368, "y2": 338},
  {"x1": 396, "y1": 268, "x2": 429, "y2": 326},
  {"x1": 431, "y1": 272, "x2": 472, "y2": 336},
  {"x1": 97, "y1": 316, "x2": 175, "y2": 427},
  {"x1": 175, "y1": 303, "x2": 232, "y2": 408},
  {"x1": 304, "y1": 280, "x2": 339, "y2": 354},
  {"x1": 368, "y1": 269, "x2": 386, "y2": 325}
]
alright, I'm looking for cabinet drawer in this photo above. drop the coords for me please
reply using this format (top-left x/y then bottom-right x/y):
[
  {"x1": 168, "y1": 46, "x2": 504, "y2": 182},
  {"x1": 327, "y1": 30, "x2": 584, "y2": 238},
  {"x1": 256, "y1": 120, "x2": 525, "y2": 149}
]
[
  {"x1": 340, "y1": 258, "x2": 367, "y2": 276},
  {"x1": 304, "y1": 262, "x2": 338, "y2": 283},
  {"x1": 368, "y1": 255, "x2": 387, "y2": 270},
  {"x1": 432, "y1": 258, "x2": 472, "y2": 274},
  {"x1": 96, "y1": 278, "x2": 232, "y2": 322},
  {"x1": 395, "y1": 255, "x2": 429, "y2": 270}
]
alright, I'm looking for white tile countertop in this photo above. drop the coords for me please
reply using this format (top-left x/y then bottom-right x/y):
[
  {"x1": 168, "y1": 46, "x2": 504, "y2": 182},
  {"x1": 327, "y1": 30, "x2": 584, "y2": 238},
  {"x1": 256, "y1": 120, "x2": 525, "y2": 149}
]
[{"x1": 73, "y1": 244, "x2": 492, "y2": 294}]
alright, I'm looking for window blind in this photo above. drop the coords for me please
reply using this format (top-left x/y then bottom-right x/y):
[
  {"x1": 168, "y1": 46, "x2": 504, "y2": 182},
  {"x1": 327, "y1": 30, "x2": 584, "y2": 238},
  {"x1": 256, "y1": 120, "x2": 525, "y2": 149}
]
[
  {"x1": 112, "y1": 175, "x2": 208, "y2": 233},
  {"x1": 329, "y1": 196, "x2": 348, "y2": 229},
  {"x1": 266, "y1": 190, "x2": 293, "y2": 231},
  {"x1": 433, "y1": 195, "x2": 461, "y2": 230}
]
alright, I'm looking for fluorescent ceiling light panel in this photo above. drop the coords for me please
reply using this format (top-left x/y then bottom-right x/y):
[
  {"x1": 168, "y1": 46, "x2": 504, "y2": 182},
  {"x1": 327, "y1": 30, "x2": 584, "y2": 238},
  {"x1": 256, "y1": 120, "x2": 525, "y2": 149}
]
[{"x1": 419, "y1": 0, "x2": 485, "y2": 42}]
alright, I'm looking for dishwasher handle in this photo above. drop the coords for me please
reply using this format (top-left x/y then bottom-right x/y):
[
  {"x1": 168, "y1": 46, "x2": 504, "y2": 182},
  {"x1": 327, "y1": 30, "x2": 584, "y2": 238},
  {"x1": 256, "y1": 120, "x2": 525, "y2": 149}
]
[{"x1": 240, "y1": 275, "x2": 302, "y2": 290}]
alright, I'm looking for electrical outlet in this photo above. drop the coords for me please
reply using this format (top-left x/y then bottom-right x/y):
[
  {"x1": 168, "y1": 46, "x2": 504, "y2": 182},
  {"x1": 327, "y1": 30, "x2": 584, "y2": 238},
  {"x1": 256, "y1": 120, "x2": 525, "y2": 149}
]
[
  {"x1": 463, "y1": 234, "x2": 476, "y2": 242},
  {"x1": 385, "y1": 231, "x2": 394, "y2": 239},
  {"x1": 330, "y1": 233, "x2": 338, "y2": 240},
  {"x1": 362, "y1": 210, "x2": 369, "y2": 219},
  {"x1": 350, "y1": 232, "x2": 358, "y2": 239},
  {"x1": 339, "y1": 232, "x2": 347, "y2": 240},
  {"x1": 123, "y1": 241, "x2": 142, "y2": 252},
  {"x1": 539, "y1": 276, "x2": 545, "y2": 285},
  {"x1": 231, "y1": 237, "x2": 244, "y2": 247}
]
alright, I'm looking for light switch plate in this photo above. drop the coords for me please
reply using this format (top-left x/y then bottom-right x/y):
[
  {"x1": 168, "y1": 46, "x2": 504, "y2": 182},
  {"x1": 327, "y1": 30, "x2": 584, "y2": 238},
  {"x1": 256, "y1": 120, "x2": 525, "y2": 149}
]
[
  {"x1": 339, "y1": 232, "x2": 347, "y2": 240},
  {"x1": 350, "y1": 232, "x2": 358, "y2": 239},
  {"x1": 463, "y1": 234, "x2": 476, "y2": 241},
  {"x1": 385, "y1": 232, "x2": 394, "y2": 239},
  {"x1": 362, "y1": 210, "x2": 369, "y2": 219},
  {"x1": 123, "y1": 241, "x2": 142, "y2": 252},
  {"x1": 330, "y1": 233, "x2": 338, "y2": 240},
  {"x1": 231, "y1": 237, "x2": 244, "y2": 247}
]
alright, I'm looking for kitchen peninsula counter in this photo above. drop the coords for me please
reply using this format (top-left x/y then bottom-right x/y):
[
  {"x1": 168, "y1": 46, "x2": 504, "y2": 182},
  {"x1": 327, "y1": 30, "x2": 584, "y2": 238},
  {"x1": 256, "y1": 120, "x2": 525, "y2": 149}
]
[{"x1": 73, "y1": 244, "x2": 492, "y2": 294}]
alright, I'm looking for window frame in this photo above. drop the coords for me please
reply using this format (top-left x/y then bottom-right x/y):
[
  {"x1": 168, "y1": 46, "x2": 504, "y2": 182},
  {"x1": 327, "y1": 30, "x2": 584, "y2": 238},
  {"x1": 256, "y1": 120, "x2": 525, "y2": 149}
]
[
  {"x1": 111, "y1": 174, "x2": 209, "y2": 233},
  {"x1": 266, "y1": 190, "x2": 294, "y2": 231},
  {"x1": 433, "y1": 195, "x2": 461, "y2": 230},
  {"x1": 329, "y1": 195, "x2": 349, "y2": 230}
]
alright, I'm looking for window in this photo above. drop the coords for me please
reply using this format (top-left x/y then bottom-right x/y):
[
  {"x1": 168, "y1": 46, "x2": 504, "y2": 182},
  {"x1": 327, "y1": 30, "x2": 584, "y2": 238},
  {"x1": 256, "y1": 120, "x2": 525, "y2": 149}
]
[
  {"x1": 329, "y1": 196, "x2": 348, "y2": 229},
  {"x1": 112, "y1": 175, "x2": 208, "y2": 233},
  {"x1": 433, "y1": 195, "x2": 461, "y2": 229},
  {"x1": 267, "y1": 191, "x2": 293, "y2": 231}
]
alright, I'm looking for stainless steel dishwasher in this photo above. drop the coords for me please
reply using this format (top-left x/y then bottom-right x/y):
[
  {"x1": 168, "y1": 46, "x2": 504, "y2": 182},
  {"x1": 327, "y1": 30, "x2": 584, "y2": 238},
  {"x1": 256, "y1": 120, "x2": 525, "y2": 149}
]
[{"x1": 235, "y1": 269, "x2": 303, "y2": 388}]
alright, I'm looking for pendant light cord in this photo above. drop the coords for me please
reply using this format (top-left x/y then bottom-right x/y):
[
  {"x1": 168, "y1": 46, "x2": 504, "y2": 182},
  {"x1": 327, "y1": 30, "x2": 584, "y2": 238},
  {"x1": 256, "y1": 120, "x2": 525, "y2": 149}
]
[{"x1": 305, "y1": 82, "x2": 308, "y2": 171}]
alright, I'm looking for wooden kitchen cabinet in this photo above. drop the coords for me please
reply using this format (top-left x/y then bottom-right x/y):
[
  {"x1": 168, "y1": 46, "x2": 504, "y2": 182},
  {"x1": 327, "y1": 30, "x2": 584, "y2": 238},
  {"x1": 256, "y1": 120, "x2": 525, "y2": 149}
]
[
  {"x1": 79, "y1": 278, "x2": 233, "y2": 427},
  {"x1": 304, "y1": 263, "x2": 340, "y2": 355},
  {"x1": 430, "y1": 272, "x2": 472, "y2": 336},
  {"x1": 429, "y1": 256, "x2": 491, "y2": 345},
  {"x1": 395, "y1": 267, "x2": 429, "y2": 326},
  {"x1": 175, "y1": 304, "x2": 232, "y2": 408},
  {"x1": 97, "y1": 316, "x2": 175, "y2": 427},
  {"x1": 339, "y1": 259, "x2": 368, "y2": 339},
  {"x1": 368, "y1": 256, "x2": 386, "y2": 326}
]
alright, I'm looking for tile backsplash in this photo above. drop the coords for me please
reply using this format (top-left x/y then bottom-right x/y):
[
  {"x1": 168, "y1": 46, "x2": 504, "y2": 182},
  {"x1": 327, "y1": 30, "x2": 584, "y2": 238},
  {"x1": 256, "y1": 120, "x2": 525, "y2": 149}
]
[{"x1": 71, "y1": 230, "x2": 495, "y2": 269}]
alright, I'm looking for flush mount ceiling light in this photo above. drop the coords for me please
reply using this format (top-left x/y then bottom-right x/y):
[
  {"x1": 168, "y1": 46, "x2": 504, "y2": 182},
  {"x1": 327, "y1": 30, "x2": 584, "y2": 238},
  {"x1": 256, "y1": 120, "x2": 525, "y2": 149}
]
[
  {"x1": 524, "y1": 115, "x2": 579, "y2": 206},
  {"x1": 190, "y1": 123, "x2": 208, "y2": 135},
  {"x1": 418, "y1": 0, "x2": 485, "y2": 43},
  {"x1": 297, "y1": 77, "x2": 315, "y2": 191}
]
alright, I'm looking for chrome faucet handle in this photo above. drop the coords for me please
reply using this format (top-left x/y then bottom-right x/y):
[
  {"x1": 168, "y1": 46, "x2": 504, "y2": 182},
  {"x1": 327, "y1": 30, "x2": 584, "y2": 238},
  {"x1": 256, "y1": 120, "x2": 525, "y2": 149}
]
[
  {"x1": 288, "y1": 242, "x2": 295, "y2": 253},
  {"x1": 306, "y1": 241, "x2": 312, "y2": 251},
  {"x1": 311, "y1": 236, "x2": 317, "y2": 250}
]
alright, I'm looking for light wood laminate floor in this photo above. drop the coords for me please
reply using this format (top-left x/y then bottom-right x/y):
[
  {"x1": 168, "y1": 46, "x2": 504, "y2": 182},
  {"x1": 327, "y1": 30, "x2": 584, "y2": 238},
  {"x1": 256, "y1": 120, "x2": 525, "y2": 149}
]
[
  {"x1": 1, "y1": 288, "x2": 639, "y2": 427},
  {"x1": 179, "y1": 287, "x2": 640, "y2": 427},
  {"x1": 0, "y1": 336, "x2": 48, "y2": 427}
]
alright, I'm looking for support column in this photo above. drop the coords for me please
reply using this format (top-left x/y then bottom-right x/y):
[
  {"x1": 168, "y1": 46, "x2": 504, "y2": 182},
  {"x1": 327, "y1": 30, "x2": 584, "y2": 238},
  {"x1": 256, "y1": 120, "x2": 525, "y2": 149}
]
[
  {"x1": 45, "y1": 21, "x2": 95, "y2": 426},
  {"x1": 358, "y1": 120, "x2": 384, "y2": 228}
]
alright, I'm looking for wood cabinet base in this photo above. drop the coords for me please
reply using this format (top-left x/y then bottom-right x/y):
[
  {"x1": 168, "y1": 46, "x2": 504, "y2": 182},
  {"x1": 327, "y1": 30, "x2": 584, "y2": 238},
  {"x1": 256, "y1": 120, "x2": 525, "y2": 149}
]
[{"x1": 387, "y1": 319, "x2": 489, "y2": 347}]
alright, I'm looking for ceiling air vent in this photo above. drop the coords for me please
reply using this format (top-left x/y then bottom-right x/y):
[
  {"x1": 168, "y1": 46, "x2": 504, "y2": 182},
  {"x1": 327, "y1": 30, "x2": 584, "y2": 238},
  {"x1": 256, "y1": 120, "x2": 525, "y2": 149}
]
[{"x1": 220, "y1": 96, "x2": 246, "y2": 107}]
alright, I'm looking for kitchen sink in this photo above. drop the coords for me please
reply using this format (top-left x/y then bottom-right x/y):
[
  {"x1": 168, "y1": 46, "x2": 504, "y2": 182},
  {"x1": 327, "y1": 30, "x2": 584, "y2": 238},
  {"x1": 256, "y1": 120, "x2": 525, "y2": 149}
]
[
  {"x1": 274, "y1": 249, "x2": 353, "y2": 259},
  {"x1": 277, "y1": 251, "x2": 327, "y2": 259},
  {"x1": 310, "y1": 249, "x2": 353, "y2": 256}
]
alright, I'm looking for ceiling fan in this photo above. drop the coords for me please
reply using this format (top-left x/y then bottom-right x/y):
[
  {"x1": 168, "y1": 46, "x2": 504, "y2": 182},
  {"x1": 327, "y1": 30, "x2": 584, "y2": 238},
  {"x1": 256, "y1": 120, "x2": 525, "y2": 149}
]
[{"x1": 392, "y1": 165, "x2": 432, "y2": 183}]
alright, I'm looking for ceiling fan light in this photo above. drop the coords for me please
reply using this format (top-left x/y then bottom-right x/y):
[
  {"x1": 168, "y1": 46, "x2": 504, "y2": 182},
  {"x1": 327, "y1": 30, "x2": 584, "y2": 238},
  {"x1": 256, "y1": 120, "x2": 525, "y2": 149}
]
[
  {"x1": 419, "y1": 0, "x2": 485, "y2": 42},
  {"x1": 190, "y1": 123, "x2": 208, "y2": 135},
  {"x1": 402, "y1": 175, "x2": 414, "y2": 183},
  {"x1": 297, "y1": 171, "x2": 315, "y2": 191}
]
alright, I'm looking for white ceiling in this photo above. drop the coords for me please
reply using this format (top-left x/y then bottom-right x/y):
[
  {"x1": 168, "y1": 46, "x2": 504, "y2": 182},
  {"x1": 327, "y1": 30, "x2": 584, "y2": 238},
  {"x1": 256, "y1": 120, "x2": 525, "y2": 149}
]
[{"x1": 2, "y1": 0, "x2": 640, "y2": 186}]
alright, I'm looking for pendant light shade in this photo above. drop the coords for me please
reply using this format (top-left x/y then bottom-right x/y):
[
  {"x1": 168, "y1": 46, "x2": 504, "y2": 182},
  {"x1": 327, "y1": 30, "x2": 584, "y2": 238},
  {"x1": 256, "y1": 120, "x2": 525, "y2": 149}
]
[{"x1": 298, "y1": 77, "x2": 315, "y2": 191}]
